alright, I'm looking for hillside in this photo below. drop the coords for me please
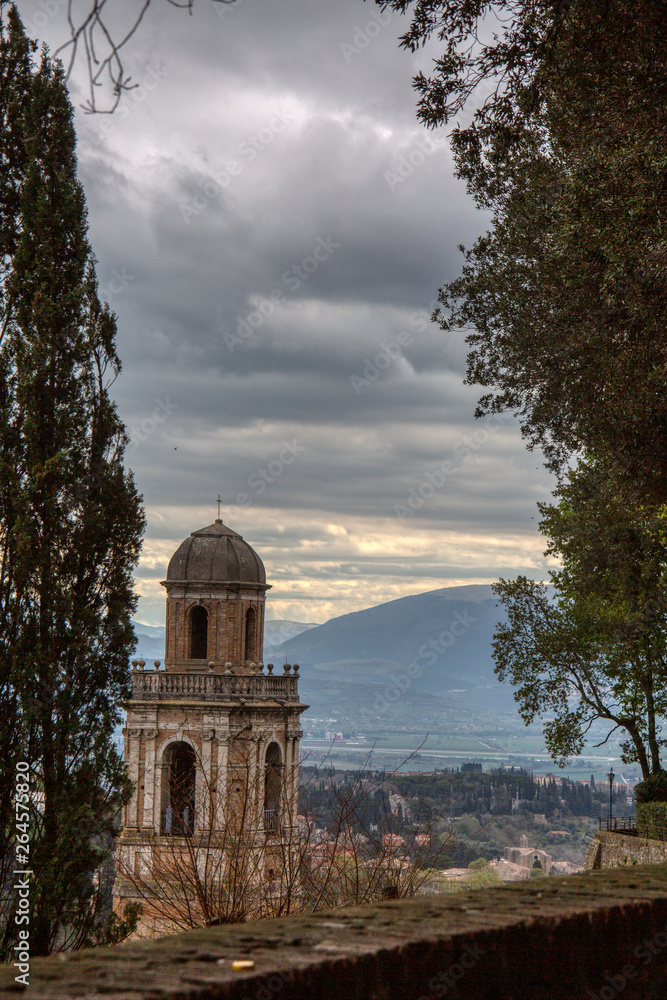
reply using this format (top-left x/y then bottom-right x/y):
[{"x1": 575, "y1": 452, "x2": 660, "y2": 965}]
[
  {"x1": 274, "y1": 585, "x2": 521, "y2": 726},
  {"x1": 130, "y1": 587, "x2": 527, "y2": 732}
]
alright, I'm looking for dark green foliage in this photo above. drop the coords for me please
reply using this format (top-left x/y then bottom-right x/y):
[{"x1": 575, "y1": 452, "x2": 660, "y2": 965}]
[
  {"x1": 635, "y1": 772, "x2": 667, "y2": 805},
  {"x1": 493, "y1": 461, "x2": 667, "y2": 779},
  {"x1": 382, "y1": 0, "x2": 667, "y2": 494},
  {"x1": 0, "y1": 5, "x2": 144, "y2": 956},
  {"x1": 636, "y1": 802, "x2": 667, "y2": 842}
]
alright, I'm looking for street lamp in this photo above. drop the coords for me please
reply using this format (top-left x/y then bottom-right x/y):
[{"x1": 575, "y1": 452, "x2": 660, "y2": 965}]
[{"x1": 608, "y1": 768, "x2": 615, "y2": 825}]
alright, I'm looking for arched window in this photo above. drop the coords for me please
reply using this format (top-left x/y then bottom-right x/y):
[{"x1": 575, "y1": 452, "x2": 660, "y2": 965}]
[
  {"x1": 244, "y1": 606, "x2": 256, "y2": 662},
  {"x1": 264, "y1": 742, "x2": 282, "y2": 834},
  {"x1": 163, "y1": 742, "x2": 196, "y2": 836},
  {"x1": 190, "y1": 605, "x2": 208, "y2": 659}
]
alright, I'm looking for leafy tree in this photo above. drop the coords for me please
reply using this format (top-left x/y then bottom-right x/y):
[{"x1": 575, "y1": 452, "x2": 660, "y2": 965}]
[
  {"x1": 0, "y1": 6, "x2": 144, "y2": 955},
  {"x1": 382, "y1": 0, "x2": 667, "y2": 493},
  {"x1": 493, "y1": 462, "x2": 667, "y2": 780}
]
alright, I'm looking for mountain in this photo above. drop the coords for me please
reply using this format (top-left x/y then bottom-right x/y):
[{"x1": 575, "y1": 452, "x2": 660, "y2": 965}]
[
  {"x1": 131, "y1": 590, "x2": 525, "y2": 731},
  {"x1": 264, "y1": 620, "x2": 318, "y2": 656},
  {"x1": 129, "y1": 619, "x2": 317, "y2": 664},
  {"x1": 131, "y1": 622, "x2": 166, "y2": 664},
  {"x1": 273, "y1": 585, "x2": 521, "y2": 725}
]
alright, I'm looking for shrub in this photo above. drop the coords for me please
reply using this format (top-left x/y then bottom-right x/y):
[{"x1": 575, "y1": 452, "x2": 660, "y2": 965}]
[
  {"x1": 634, "y1": 771, "x2": 667, "y2": 804},
  {"x1": 636, "y1": 802, "x2": 667, "y2": 841}
]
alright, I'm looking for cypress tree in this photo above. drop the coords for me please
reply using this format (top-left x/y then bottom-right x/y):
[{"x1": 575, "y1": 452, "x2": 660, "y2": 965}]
[{"x1": 0, "y1": 5, "x2": 144, "y2": 955}]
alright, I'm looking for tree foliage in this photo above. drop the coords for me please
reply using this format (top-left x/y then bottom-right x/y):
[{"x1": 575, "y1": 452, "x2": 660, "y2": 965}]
[
  {"x1": 493, "y1": 462, "x2": 667, "y2": 779},
  {"x1": 0, "y1": 6, "x2": 144, "y2": 955},
  {"x1": 381, "y1": 0, "x2": 667, "y2": 492}
]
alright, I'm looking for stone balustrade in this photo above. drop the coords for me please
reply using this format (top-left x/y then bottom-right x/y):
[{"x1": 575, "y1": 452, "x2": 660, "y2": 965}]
[{"x1": 130, "y1": 670, "x2": 300, "y2": 703}]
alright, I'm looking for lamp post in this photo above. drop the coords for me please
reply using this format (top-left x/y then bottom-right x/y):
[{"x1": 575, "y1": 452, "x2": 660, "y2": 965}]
[{"x1": 608, "y1": 767, "x2": 615, "y2": 825}]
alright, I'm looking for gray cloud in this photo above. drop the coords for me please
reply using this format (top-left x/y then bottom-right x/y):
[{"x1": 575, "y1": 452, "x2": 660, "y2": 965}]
[{"x1": 20, "y1": 0, "x2": 553, "y2": 624}]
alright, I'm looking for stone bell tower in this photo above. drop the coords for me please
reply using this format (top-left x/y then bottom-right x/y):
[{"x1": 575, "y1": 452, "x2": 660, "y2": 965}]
[
  {"x1": 113, "y1": 519, "x2": 307, "y2": 937},
  {"x1": 162, "y1": 519, "x2": 267, "y2": 671}
]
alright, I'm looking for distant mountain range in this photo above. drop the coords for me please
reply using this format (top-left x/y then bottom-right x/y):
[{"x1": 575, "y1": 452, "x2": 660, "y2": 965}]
[
  {"x1": 130, "y1": 618, "x2": 317, "y2": 664},
  {"x1": 273, "y1": 585, "x2": 520, "y2": 726},
  {"x1": 263, "y1": 620, "x2": 319, "y2": 655},
  {"x1": 130, "y1": 586, "x2": 524, "y2": 731}
]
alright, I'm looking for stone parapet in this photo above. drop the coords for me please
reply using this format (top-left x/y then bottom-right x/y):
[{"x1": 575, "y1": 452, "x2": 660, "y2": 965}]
[
  {"x1": 6, "y1": 867, "x2": 667, "y2": 999},
  {"x1": 585, "y1": 829, "x2": 667, "y2": 869},
  {"x1": 130, "y1": 670, "x2": 300, "y2": 703}
]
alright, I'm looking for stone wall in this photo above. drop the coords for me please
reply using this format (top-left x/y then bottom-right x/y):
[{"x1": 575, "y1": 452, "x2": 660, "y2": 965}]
[
  {"x1": 585, "y1": 830, "x2": 667, "y2": 869},
  {"x1": 5, "y1": 866, "x2": 667, "y2": 999}
]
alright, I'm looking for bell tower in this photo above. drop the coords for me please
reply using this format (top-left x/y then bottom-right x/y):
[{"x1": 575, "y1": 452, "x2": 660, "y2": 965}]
[
  {"x1": 113, "y1": 519, "x2": 307, "y2": 937},
  {"x1": 162, "y1": 518, "x2": 268, "y2": 671}
]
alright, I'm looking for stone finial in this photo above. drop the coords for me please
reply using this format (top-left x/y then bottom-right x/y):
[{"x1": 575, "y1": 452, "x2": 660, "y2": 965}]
[
  {"x1": 154, "y1": 660, "x2": 161, "y2": 669},
  {"x1": 224, "y1": 662, "x2": 233, "y2": 675},
  {"x1": 283, "y1": 663, "x2": 292, "y2": 674},
  {"x1": 266, "y1": 663, "x2": 274, "y2": 674},
  {"x1": 292, "y1": 664, "x2": 300, "y2": 675},
  {"x1": 131, "y1": 660, "x2": 138, "y2": 669},
  {"x1": 208, "y1": 661, "x2": 215, "y2": 672},
  {"x1": 138, "y1": 659, "x2": 146, "y2": 669},
  {"x1": 257, "y1": 663, "x2": 264, "y2": 674},
  {"x1": 249, "y1": 662, "x2": 257, "y2": 672}
]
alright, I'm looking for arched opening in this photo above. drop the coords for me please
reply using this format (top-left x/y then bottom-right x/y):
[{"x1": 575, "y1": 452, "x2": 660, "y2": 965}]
[
  {"x1": 264, "y1": 742, "x2": 282, "y2": 834},
  {"x1": 190, "y1": 605, "x2": 208, "y2": 659},
  {"x1": 162, "y1": 742, "x2": 196, "y2": 836},
  {"x1": 244, "y1": 606, "x2": 257, "y2": 661}
]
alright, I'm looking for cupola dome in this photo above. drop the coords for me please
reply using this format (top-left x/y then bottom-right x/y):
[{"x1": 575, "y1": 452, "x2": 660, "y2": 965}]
[{"x1": 166, "y1": 520, "x2": 266, "y2": 586}]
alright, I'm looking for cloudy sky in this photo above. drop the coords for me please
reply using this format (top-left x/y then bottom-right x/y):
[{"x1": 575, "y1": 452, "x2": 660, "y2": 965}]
[{"x1": 19, "y1": 0, "x2": 557, "y2": 626}]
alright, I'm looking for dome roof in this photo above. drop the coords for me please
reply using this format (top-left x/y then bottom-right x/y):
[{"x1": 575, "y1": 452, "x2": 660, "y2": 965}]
[{"x1": 165, "y1": 521, "x2": 266, "y2": 586}]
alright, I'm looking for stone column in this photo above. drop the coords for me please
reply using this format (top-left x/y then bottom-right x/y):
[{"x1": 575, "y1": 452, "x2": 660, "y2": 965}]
[
  {"x1": 126, "y1": 729, "x2": 142, "y2": 830},
  {"x1": 286, "y1": 731, "x2": 302, "y2": 825},
  {"x1": 215, "y1": 736, "x2": 229, "y2": 831},
  {"x1": 248, "y1": 734, "x2": 263, "y2": 830},
  {"x1": 200, "y1": 730, "x2": 215, "y2": 831},
  {"x1": 141, "y1": 730, "x2": 158, "y2": 831}
]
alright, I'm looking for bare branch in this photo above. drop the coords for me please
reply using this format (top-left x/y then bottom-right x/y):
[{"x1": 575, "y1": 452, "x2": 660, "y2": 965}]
[{"x1": 54, "y1": 0, "x2": 237, "y2": 114}]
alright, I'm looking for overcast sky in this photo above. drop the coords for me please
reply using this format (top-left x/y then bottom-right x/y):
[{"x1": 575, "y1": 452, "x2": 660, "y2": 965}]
[{"x1": 19, "y1": 0, "x2": 557, "y2": 625}]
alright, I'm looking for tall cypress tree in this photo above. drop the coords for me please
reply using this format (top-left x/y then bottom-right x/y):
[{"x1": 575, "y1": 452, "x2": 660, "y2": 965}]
[{"x1": 0, "y1": 5, "x2": 144, "y2": 955}]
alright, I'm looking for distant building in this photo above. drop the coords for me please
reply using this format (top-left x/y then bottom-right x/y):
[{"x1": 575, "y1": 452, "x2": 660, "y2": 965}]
[
  {"x1": 113, "y1": 518, "x2": 307, "y2": 937},
  {"x1": 504, "y1": 846, "x2": 552, "y2": 875}
]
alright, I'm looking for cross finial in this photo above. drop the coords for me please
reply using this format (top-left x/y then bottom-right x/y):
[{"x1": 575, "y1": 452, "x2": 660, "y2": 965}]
[{"x1": 216, "y1": 494, "x2": 222, "y2": 522}]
